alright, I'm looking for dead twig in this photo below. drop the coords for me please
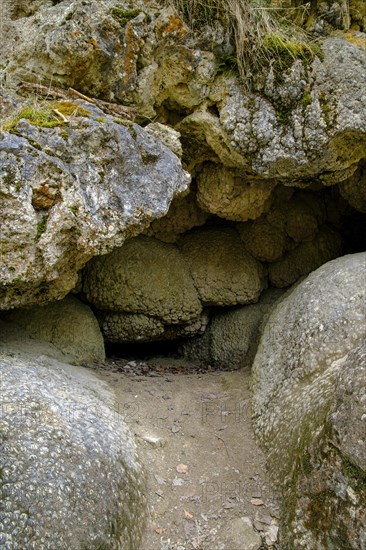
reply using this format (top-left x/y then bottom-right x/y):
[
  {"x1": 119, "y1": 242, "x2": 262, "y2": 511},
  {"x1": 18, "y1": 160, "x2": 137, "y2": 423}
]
[
  {"x1": 52, "y1": 108, "x2": 69, "y2": 123},
  {"x1": 18, "y1": 81, "x2": 136, "y2": 120},
  {"x1": 68, "y1": 87, "x2": 96, "y2": 104}
]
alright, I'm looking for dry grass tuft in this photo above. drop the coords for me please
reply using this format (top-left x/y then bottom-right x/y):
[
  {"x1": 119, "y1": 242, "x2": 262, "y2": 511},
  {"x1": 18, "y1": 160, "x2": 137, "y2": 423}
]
[{"x1": 166, "y1": 0, "x2": 320, "y2": 85}]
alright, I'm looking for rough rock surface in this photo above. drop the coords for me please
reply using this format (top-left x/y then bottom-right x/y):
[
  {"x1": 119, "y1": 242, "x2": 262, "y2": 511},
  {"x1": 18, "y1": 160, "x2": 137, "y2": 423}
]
[
  {"x1": 5, "y1": 294, "x2": 105, "y2": 364},
  {"x1": 196, "y1": 164, "x2": 275, "y2": 222},
  {"x1": 181, "y1": 289, "x2": 283, "y2": 369},
  {"x1": 0, "y1": 324, "x2": 146, "y2": 549},
  {"x1": 83, "y1": 236, "x2": 202, "y2": 324},
  {"x1": 268, "y1": 225, "x2": 342, "y2": 287},
  {"x1": 219, "y1": 37, "x2": 366, "y2": 181},
  {"x1": 179, "y1": 227, "x2": 266, "y2": 306},
  {"x1": 252, "y1": 253, "x2": 366, "y2": 548},
  {"x1": 144, "y1": 190, "x2": 208, "y2": 243},
  {"x1": 339, "y1": 159, "x2": 366, "y2": 212},
  {"x1": 237, "y1": 219, "x2": 287, "y2": 263},
  {"x1": 3, "y1": 2, "x2": 366, "y2": 184},
  {"x1": 145, "y1": 122, "x2": 183, "y2": 158},
  {"x1": 99, "y1": 310, "x2": 209, "y2": 343},
  {"x1": 0, "y1": 102, "x2": 190, "y2": 310}
]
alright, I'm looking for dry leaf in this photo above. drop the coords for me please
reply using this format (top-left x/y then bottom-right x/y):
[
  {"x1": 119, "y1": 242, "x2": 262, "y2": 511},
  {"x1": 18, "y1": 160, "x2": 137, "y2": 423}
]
[{"x1": 176, "y1": 463, "x2": 188, "y2": 474}]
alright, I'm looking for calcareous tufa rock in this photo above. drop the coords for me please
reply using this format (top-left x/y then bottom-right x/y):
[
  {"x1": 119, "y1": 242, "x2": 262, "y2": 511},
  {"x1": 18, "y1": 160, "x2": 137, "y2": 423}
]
[
  {"x1": 83, "y1": 235, "x2": 202, "y2": 324},
  {"x1": 252, "y1": 252, "x2": 366, "y2": 548},
  {"x1": 5, "y1": 294, "x2": 105, "y2": 365},
  {"x1": 0, "y1": 102, "x2": 190, "y2": 310},
  {"x1": 0, "y1": 325, "x2": 146, "y2": 549},
  {"x1": 179, "y1": 227, "x2": 266, "y2": 306}
]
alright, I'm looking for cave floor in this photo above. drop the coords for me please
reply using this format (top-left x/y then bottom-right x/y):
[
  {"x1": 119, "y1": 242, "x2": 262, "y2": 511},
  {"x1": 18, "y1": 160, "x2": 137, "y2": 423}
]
[{"x1": 91, "y1": 356, "x2": 281, "y2": 550}]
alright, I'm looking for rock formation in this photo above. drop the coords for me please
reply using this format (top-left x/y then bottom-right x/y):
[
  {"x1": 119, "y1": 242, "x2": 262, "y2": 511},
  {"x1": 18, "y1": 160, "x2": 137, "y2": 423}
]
[
  {"x1": 5, "y1": 294, "x2": 105, "y2": 364},
  {"x1": 252, "y1": 253, "x2": 366, "y2": 548},
  {"x1": 0, "y1": 322, "x2": 146, "y2": 549},
  {"x1": 1, "y1": 0, "x2": 365, "y2": 547}
]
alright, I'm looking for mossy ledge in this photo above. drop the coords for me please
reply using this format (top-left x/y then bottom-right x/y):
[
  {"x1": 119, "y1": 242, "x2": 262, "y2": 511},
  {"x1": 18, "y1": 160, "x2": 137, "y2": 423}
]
[{"x1": 2, "y1": 101, "x2": 91, "y2": 133}]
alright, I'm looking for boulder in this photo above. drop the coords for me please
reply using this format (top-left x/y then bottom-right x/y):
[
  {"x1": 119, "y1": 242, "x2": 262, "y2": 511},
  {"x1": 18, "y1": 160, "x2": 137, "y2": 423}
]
[
  {"x1": 98, "y1": 310, "x2": 209, "y2": 343},
  {"x1": 196, "y1": 163, "x2": 275, "y2": 222},
  {"x1": 5, "y1": 295, "x2": 105, "y2": 365},
  {"x1": 252, "y1": 252, "x2": 366, "y2": 548},
  {"x1": 2, "y1": 0, "x2": 148, "y2": 102},
  {"x1": 83, "y1": 236, "x2": 202, "y2": 324},
  {"x1": 0, "y1": 101, "x2": 190, "y2": 310},
  {"x1": 220, "y1": 37, "x2": 366, "y2": 181},
  {"x1": 181, "y1": 289, "x2": 283, "y2": 369},
  {"x1": 179, "y1": 227, "x2": 266, "y2": 306},
  {"x1": 0, "y1": 324, "x2": 146, "y2": 549},
  {"x1": 269, "y1": 225, "x2": 342, "y2": 287},
  {"x1": 237, "y1": 219, "x2": 287, "y2": 263},
  {"x1": 144, "y1": 190, "x2": 208, "y2": 243}
]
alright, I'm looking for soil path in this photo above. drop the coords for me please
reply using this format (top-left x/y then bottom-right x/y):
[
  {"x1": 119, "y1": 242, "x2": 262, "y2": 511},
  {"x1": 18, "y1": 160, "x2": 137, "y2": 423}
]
[{"x1": 91, "y1": 357, "x2": 281, "y2": 550}]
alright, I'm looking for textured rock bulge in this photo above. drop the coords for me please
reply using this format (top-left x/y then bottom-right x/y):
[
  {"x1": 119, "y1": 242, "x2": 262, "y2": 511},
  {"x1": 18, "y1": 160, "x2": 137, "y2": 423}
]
[
  {"x1": 181, "y1": 289, "x2": 283, "y2": 370},
  {"x1": 5, "y1": 294, "x2": 105, "y2": 365},
  {"x1": 252, "y1": 253, "x2": 366, "y2": 548},
  {"x1": 179, "y1": 227, "x2": 265, "y2": 306},
  {"x1": 83, "y1": 235, "x2": 202, "y2": 322},
  {"x1": 0, "y1": 325, "x2": 146, "y2": 549}
]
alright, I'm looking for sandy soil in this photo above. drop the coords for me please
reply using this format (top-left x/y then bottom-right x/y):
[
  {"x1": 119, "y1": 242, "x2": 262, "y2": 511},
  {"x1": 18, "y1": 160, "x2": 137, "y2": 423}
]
[{"x1": 90, "y1": 355, "x2": 281, "y2": 550}]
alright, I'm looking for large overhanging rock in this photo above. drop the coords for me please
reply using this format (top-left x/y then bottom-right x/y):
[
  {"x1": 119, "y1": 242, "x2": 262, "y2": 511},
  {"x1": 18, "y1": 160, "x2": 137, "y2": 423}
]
[
  {"x1": 0, "y1": 324, "x2": 146, "y2": 549},
  {"x1": 3, "y1": 1, "x2": 366, "y2": 188},
  {"x1": 251, "y1": 252, "x2": 366, "y2": 547},
  {"x1": 219, "y1": 37, "x2": 366, "y2": 182},
  {"x1": 0, "y1": 103, "x2": 190, "y2": 309}
]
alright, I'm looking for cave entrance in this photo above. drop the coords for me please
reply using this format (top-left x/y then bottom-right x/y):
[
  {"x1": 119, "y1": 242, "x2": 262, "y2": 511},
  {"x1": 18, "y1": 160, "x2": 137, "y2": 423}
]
[{"x1": 105, "y1": 339, "x2": 183, "y2": 361}]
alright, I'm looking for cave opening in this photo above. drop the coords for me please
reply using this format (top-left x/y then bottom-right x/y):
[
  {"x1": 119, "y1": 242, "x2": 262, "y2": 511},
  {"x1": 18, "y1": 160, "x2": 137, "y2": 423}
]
[{"x1": 105, "y1": 339, "x2": 183, "y2": 360}]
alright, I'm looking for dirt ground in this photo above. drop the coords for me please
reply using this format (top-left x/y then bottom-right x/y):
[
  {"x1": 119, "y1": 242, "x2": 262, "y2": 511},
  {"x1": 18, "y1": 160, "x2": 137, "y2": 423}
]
[{"x1": 90, "y1": 355, "x2": 281, "y2": 550}]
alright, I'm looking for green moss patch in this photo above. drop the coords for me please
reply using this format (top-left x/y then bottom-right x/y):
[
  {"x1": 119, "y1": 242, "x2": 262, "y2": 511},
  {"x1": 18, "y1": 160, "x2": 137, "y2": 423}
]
[
  {"x1": 36, "y1": 216, "x2": 48, "y2": 241},
  {"x1": 3, "y1": 100, "x2": 91, "y2": 133},
  {"x1": 261, "y1": 33, "x2": 323, "y2": 71},
  {"x1": 111, "y1": 7, "x2": 141, "y2": 26}
]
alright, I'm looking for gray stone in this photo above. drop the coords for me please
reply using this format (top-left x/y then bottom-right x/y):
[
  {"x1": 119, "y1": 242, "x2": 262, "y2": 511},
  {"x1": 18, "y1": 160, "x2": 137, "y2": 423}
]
[
  {"x1": 220, "y1": 37, "x2": 366, "y2": 181},
  {"x1": 0, "y1": 326, "x2": 146, "y2": 549},
  {"x1": 5, "y1": 295, "x2": 105, "y2": 365},
  {"x1": 0, "y1": 105, "x2": 190, "y2": 310},
  {"x1": 225, "y1": 517, "x2": 262, "y2": 550},
  {"x1": 252, "y1": 252, "x2": 366, "y2": 548}
]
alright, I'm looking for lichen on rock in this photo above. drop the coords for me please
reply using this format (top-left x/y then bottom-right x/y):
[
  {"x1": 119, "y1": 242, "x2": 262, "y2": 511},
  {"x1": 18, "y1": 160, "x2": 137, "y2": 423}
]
[
  {"x1": 252, "y1": 253, "x2": 366, "y2": 548},
  {"x1": 0, "y1": 102, "x2": 190, "y2": 309}
]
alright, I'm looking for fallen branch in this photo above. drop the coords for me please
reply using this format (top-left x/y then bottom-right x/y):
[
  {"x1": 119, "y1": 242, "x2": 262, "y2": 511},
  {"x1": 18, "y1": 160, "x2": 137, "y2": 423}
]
[{"x1": 18, "y1": 81, "x2": 136, "y2": 120}]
